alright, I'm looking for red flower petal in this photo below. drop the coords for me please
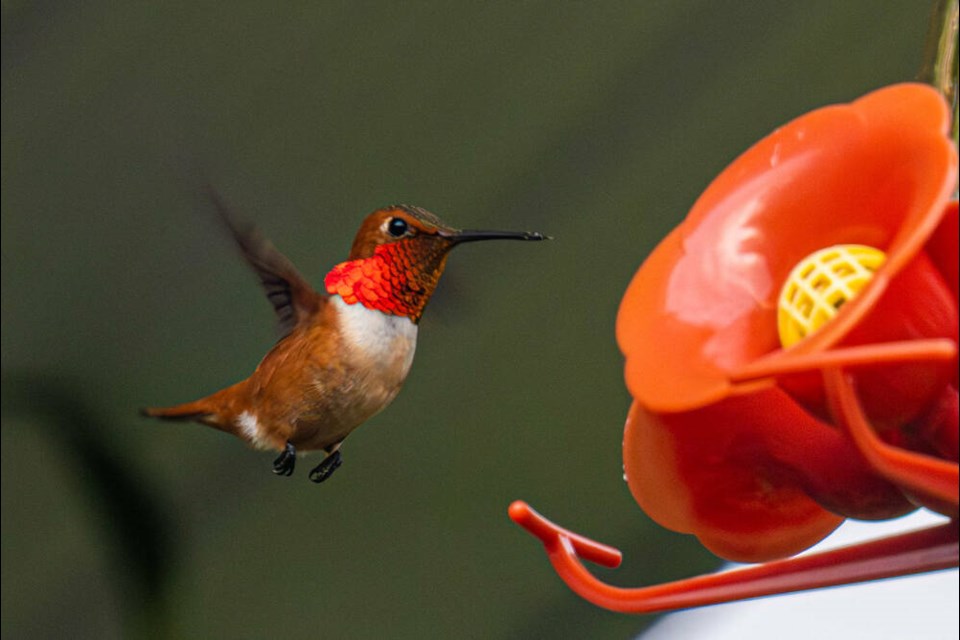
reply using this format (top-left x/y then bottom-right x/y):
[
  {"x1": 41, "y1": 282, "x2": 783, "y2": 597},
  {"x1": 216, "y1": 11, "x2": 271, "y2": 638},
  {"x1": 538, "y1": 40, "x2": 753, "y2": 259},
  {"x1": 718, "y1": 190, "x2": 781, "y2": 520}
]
[
  {"x1": 617, "y1": 83, "x2": 957, "y2": 413},
  {"x1": 617, "y1": 84, "x2": 958, "y2": 559}
]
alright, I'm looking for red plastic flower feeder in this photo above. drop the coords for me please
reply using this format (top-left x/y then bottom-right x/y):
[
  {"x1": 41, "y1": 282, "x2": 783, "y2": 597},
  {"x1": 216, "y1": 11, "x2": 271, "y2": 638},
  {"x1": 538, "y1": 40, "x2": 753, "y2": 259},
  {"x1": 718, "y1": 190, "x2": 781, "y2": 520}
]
[{"x1": 510, "y1": 83, "x2": 959, "y2": 612}]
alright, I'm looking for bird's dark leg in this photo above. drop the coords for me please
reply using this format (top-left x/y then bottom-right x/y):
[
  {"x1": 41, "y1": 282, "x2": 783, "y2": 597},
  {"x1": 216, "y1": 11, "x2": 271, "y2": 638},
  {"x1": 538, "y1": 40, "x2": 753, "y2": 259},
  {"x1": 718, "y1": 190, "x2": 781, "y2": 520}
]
[
  {"x1": 272, "y1": 442, "x2": 296, "y2": 476},
  {"x1": 309, "y1": 444, "x2": 343, "y2": 484}
]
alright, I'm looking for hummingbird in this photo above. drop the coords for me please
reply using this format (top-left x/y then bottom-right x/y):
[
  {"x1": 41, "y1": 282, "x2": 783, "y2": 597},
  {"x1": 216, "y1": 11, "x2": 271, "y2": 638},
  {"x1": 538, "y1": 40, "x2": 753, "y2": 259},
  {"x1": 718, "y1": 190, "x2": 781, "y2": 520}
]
[{"x1": 143, "y1": 192, "x2": 547, "y2": 483}]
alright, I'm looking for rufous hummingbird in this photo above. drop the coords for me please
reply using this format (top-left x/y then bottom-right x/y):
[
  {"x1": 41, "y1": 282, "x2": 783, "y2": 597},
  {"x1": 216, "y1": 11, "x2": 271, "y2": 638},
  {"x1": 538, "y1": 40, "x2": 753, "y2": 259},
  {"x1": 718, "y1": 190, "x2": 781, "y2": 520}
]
[{"x1": 143, "y1": 192, "x2": 547, "y2": 483}]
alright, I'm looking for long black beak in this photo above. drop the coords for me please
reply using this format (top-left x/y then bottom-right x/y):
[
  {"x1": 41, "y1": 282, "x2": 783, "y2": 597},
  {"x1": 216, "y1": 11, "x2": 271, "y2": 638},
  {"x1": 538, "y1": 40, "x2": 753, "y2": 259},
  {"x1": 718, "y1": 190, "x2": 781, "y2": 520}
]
[{"x1": 442, "y1": 228, "x2": 551, "y2": 245}]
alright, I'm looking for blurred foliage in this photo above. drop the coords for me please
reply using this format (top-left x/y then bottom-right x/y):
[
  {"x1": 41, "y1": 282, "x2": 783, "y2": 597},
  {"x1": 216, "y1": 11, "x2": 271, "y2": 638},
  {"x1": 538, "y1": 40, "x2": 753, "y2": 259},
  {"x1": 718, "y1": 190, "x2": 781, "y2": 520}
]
[
  {"x1": 1, "y1": 1, "x2": 929, "y2": 638},
  {"x1": 1, "y1": 374, "x2": 174, "y2": 639}
]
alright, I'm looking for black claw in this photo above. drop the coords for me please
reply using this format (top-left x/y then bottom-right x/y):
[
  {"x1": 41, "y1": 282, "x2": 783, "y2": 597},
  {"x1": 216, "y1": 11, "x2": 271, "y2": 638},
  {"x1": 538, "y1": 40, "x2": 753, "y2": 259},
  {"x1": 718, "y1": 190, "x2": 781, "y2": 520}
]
[
  {"x1": 272, "y1": 442, "x2": 296, "y2": 477},
  {"x1": 308, "y1": 450, "x2": 343, "y2": 484}
]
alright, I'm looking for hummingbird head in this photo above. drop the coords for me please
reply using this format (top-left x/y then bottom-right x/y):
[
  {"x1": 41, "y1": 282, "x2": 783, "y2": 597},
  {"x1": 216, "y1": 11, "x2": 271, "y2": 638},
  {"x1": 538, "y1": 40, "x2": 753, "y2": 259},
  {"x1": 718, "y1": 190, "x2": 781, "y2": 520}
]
[{"x1": 325, "y1": 205, "x2": 547, "y2": 322}]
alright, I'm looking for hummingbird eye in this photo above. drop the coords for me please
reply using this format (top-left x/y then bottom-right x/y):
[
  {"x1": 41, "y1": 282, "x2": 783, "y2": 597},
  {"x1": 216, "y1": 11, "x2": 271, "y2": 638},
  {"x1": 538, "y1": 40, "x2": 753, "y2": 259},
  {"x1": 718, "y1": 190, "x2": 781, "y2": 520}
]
[{"x1": 387, "y1": 217, "x2": 409, "y2": 238}]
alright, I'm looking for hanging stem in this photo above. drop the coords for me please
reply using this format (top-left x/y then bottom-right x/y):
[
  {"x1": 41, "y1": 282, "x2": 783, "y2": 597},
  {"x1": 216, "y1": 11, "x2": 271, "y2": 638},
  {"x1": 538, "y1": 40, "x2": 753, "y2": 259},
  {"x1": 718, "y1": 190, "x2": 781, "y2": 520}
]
[{"x1": 920, "y1": 0, "x2": 959, "y2": 146}]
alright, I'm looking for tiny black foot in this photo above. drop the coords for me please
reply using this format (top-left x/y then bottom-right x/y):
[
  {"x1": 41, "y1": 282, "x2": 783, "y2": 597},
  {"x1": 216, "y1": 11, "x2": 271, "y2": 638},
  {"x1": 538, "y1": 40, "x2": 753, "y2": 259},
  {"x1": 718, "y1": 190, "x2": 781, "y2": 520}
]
[
  {"x1": 272, "y1": 442, "x2": 296, "y2": 477},
  {"x1": 309, "y1": 450, "x2": 343, "y2": 484}
]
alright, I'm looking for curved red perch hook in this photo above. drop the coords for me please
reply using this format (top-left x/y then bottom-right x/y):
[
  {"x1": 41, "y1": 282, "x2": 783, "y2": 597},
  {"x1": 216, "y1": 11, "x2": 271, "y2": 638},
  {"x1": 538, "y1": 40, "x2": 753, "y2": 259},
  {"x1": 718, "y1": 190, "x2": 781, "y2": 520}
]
[{"x1": 509, "y1": 501, "x2": 958, "y2": 614}]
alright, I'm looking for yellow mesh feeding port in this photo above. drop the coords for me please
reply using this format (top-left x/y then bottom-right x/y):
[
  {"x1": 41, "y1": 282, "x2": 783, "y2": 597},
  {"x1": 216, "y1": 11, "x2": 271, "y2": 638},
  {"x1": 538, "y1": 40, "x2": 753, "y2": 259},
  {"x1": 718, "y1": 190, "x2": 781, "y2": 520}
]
[{"x1": 777, "y1": 244, "x2": 886, "y2": 348}]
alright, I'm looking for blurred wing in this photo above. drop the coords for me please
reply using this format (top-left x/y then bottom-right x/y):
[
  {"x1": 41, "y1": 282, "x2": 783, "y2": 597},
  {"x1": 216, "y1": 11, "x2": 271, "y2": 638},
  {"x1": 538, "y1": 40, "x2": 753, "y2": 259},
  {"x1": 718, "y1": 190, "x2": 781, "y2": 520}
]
[{"x1": 207, "y1": 187, "x2": 325, "y2": 338}]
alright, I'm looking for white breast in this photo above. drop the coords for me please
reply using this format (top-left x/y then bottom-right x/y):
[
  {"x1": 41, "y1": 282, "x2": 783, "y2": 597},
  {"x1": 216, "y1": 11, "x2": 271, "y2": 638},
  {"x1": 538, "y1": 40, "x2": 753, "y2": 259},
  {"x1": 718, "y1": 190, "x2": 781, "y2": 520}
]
[{"x1": 331, "y1": 295, "x2": 418, "y2": 376}]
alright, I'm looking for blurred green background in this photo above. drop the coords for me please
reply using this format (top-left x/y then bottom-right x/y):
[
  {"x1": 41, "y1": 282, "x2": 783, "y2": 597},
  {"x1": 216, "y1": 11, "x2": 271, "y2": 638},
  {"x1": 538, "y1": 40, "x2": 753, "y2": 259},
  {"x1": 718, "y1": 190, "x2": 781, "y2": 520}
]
[{"x1": 1, "y1": 1, "x2": 932, "y2": 638}]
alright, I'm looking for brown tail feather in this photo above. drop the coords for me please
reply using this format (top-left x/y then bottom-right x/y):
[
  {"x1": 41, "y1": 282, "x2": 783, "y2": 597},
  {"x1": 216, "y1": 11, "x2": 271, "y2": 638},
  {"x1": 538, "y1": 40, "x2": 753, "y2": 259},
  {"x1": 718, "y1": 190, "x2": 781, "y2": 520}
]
[
  {"x1": 141, "y1": 381, "x2": 246, "y2": 430},
  {"x1": 140, "y1": 399, "x2": 214, "y2": 421}
]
